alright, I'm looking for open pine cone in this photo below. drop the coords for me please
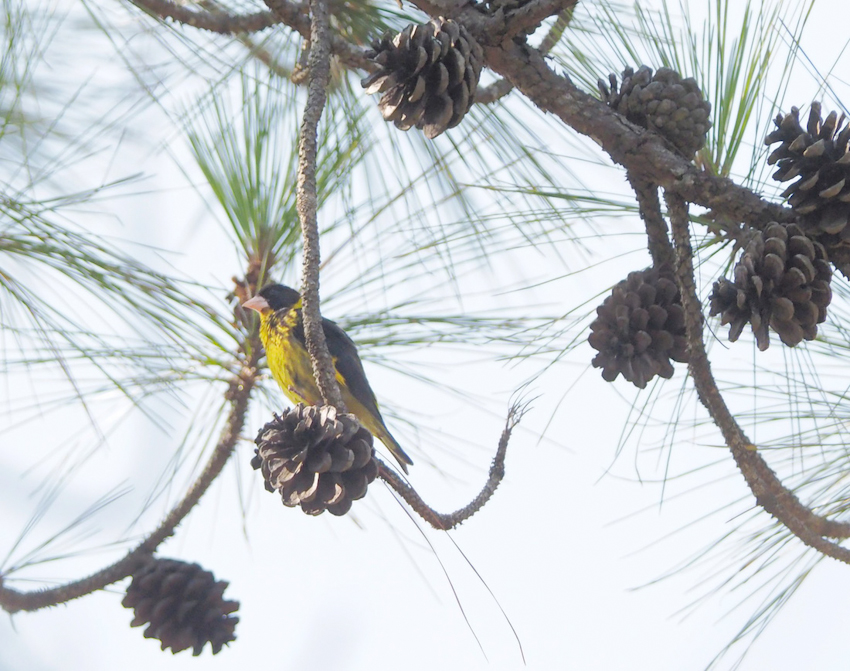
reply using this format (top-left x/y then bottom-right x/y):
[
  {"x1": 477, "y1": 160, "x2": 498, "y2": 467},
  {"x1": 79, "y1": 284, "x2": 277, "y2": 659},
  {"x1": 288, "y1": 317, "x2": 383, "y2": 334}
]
[
  {"x1": 361, "y1": 17, "x2": 483, "y2": 139},
  {"x1": 765, "y1": 103, "x2": 850, "y2": 237},
  {"x1": 589, "y1": 265, "x2": 689, "y2": 389},
  {"x1": 252, "y1": 404, "x2": 379, "y2": 516},
  {"x1": 122, "y1": 557, "x2": 238, "y2": 656},
  {"x1": 598, "y1": 65, "x2": 712, "y2": 157},
  {"x1": 709, "y1": 222, "x2": 832, "y2": 350}
]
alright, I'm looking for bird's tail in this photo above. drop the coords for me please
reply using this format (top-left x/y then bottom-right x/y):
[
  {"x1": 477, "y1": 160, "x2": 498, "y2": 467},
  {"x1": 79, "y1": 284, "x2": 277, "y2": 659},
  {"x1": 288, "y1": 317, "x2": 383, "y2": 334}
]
[
  {"x1": 373, "y1": 425, "x2": 413, "y2": 475},
  {"x1": 345, "y1": 395, "x2": 414, "y2": 474}
]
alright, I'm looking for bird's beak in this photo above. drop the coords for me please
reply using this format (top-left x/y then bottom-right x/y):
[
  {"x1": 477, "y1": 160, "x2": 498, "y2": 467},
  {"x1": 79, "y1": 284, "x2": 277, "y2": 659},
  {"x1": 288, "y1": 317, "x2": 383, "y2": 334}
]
[{"x1": 242, "y1": 295, "x2": 270, "y2": 313}]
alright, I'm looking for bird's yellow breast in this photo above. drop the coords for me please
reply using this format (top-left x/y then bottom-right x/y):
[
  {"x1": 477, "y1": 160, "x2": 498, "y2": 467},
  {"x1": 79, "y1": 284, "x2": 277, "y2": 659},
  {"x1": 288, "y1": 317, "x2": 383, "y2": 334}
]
[
  {"x1": 260, "y1": 308, "x2": 377, "y2": 421},
  {"x1": 260, "y1": 309, "x2": 322, "y2": 406}
]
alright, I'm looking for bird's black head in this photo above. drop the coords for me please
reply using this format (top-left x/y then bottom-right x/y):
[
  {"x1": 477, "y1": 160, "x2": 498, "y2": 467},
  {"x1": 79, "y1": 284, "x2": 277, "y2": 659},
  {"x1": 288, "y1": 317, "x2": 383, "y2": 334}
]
[{"x1": 258, "y1": 284, "x2": 302, "y2": 312}]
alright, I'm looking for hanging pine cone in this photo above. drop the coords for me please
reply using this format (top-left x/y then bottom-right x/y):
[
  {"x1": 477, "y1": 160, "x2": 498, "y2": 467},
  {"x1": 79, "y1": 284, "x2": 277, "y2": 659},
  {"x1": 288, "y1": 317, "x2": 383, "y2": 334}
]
[
  {"x1": 588, "y1": 265, "x2": 689, "y2": 389},
  {"x1": 709, "y1": 222, "x2": 832, "y2": 350},
  {"x1": 252, "y1": 404, "x2": 379, "y2": 516},
  {"x1": 361, "y1": 18, "x2": 484, "y2": 139},
  {"x1": 598, "y1": 65, "x2": 712, "y2": 157},
  {"x1": 765, "y1": 103, "x2": 850, "y2": 237},
  {"x1": 122, "y1": 557, "x2": 238, "y2": 656}
]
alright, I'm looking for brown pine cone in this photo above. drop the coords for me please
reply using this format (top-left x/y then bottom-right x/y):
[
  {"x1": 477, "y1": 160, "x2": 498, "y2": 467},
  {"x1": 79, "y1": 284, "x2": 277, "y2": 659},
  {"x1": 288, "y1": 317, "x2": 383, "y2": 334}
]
[
  {"x1": 589, "y1": 265, "x2": 689, "y2": 389},
  {"x1": 122, "y1": 557, "x2": 238, "y2": 656},
  {"x1": 709, "y1": 222, "x2": 832, "y2": 350},
  {"x1": 252, "y1": 404, "x2": 379, "y2": 516},
  {"x1": 361, "y1": 18, "x2": 483, "y2": 139},
  {"x1": 765, "y1": 103, "x2": 850, "y2": 237},
  {"x1": 599, "y1": 65, "x2": 712, "y2": 157}
]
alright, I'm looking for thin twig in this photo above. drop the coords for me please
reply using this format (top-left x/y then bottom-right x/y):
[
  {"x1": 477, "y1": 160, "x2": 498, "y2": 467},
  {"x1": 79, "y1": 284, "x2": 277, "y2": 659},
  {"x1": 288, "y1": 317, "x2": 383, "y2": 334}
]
[
  {"x1": 131, "y1": 0, "x2": 279, "y2": 33},
  {"x1": 627, "y1": 173, "x2": 674, "y2": 267},
  {"x1": 377, "y1": 405, "x2": 522, "y2": 529},
  {"x1": 293, "y1": 0, "x2": 346, "y2": 411},
  {"x1": 665, "y1": 191, "x2": 850, "y2": 560},
  {"x1": 0, "y1": 361, "x2": 260, "y2": 613}
]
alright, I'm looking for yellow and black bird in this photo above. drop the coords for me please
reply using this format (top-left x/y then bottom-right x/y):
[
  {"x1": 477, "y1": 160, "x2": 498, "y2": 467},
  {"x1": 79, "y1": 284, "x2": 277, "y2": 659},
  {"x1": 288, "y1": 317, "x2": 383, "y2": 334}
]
[{"x1": 243, "y1": 284, "x2": 413, "y2": 473}]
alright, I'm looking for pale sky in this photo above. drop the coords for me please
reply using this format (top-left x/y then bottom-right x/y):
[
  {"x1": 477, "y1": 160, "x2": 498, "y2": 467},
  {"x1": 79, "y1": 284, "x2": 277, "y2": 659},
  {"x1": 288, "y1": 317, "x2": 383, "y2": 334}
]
[{"x1": 3, "y1": 1, "x2": 850, "y2": 670}]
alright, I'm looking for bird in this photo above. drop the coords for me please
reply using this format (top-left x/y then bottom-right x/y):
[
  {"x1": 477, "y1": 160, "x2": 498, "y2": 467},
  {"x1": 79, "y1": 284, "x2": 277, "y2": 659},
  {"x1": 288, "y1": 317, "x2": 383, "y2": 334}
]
[{"x1": 242, "y1": 283, "x2": 413, "y2": 473}]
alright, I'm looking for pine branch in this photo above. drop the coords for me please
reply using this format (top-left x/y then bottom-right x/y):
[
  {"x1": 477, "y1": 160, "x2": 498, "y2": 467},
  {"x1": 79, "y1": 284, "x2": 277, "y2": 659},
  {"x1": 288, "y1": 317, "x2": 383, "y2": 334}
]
[
  {"x1": 377, "y1": 404, "x2": 522, "y2": 529},
  {"x1": 627, "y1": 173, "x2": 674, "y2": 268},
  {"x1": 293, "y1": 0, "x2": 346, "y2": 411},
  {"x1": 475, "y1": 0, "x2": 578, "y2": 105},
  {"x1": 500, "y1": 0, "x2": 576, "y2": 41},
  {"x1": 536, "y1": 1, "x2": 577, "y2": 54},
  {"x1": 665, "y1": 191, "x2": 850, "y2": 562},
  {"x1": 130, "y1": 0, "x2": 280, "y2": 33},
  {"x1": 481, "y1": 40, "x2": 793, "y2": 231},
  {"x1": 135, "y1": 0, "x2": 373, "y2": 71},
  {"x1": 262, "y1": 0, "x2": 372, "y2": 71}
]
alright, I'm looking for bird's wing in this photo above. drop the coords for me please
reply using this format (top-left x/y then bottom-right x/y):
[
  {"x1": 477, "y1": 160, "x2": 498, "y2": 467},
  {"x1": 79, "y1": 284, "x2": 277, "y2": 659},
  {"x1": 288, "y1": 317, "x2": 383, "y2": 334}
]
[
  {"x1": 292, "y1": 310, "x2": 384, "y2": 424},
  {"x1": 321, "y1": 317, "x2": 384, "y2": 420},
  {"x1": 289, "y1": 309, "x2": 384, "y2": 420}
]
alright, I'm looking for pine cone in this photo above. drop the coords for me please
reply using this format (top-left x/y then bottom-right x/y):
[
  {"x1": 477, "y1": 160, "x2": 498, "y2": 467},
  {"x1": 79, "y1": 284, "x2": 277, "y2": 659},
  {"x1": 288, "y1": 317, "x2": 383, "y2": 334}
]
[
  {"x1": 589, "y1": 266, "x2": 689, "y2": 389},
  {"x1": 709, "y1": 222, "x2": 832, "y2": 350},
  {"x1": 252, "y1": 404, "x2": 379, "y2": 516},
  {"x1": 765, "y1": 103, "x2": 850, "y2": 236},
  {"x1": 361, "y1": 18, "x2": 483, "y2": 139},
  {"x1": 598, "y1": 65, "x2": 712, "y2": 157},
  {"x1": 122, "y1": 557, "x2": 238, "y2": 656}
]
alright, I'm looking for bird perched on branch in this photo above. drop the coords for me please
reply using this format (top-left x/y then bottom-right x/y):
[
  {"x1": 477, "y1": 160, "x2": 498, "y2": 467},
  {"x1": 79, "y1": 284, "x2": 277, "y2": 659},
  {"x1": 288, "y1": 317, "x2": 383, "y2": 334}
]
[{"x1": 243, "y1": 284, "x2": 413, "y2": 473}]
